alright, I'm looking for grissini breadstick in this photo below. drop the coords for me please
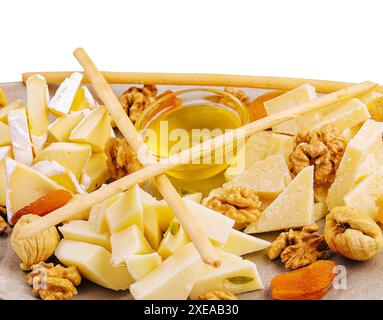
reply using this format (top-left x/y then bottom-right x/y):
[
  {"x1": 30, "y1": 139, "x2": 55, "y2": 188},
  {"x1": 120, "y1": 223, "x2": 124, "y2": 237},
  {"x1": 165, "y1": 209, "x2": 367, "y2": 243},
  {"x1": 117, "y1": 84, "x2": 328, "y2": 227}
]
[
  {"x1": 73, "y1": 48, "x2": 221, "y2": 268},
  {"x1": 22, "y1": 71, "x2": 383, "y2": 94},
  {"x1": 16, "y1": 81, "x2": 376, "y2": 241}
]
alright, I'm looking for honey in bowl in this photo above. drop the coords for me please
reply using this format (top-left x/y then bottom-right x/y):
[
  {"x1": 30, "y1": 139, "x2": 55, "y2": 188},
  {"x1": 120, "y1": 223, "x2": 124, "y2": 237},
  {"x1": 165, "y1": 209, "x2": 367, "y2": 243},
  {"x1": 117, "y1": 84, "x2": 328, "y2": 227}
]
[{"x1": 136, "y1": 89, "x2": 249, "y2": 181}]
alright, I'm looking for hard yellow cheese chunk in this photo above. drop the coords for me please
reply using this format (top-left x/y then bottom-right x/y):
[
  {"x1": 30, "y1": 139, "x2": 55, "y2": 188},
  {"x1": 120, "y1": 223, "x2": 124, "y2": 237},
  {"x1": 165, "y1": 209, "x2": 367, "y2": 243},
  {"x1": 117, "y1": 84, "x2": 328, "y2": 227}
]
[
  {"x1": 0, "y1": 100, "x2": 22, "y2": 124},
  {"x1": 0, "y1": 122, "x2": 11, "y2": 147},
  {"x1": 55, "y1": 239, "x2": 132, "y2": 290},
  {"x1": 80, "y1": 152, "x2": 111, "y2": 192},
  {"x1": 143, "y1": 204, "x2": 163, "y2": 250},
  {"x1": 5, "y1": 158, "x2": 66, "y2": 223},
  {"x1": 219, "y1": 229, "x2": 270, "y2": 256},
  {"x1": 59, "y1": 220, "x2": 111, "y2": 251},
  {"x1": 245, "y1": 165, "x2": 314, "y2": 233},
  {"x1": 266, "y1": 133, "x2": 295, "y2": 163},
  {"x1": 189, "y1": 251, "x2": 263, "y2": 300},
  {"x1": 69, "y1": 105, "x2": 112, "y2": 152},
  {"x1": 224, "y1": 154, "x2": 291, "y2": 198},
  {"x1": 71, "y1": 86, "x2": 98, "y2": 111},
  {"x1": 0, "y1": 147, "x2": 11, "y2": 206},
  {"x1": 110, "y1": 224, "x2": 152, "y2": 265},
  {"x1": 48, "y1": 110, "x2": 88, "y2": 142},
  {"x1": 264, "y1": 84, "x2": 318, "y2": 135},
  {"x1": 106, "y1": 185, "x2": 143, "y2": 233},
  {"x1": 130, "y1": 243, "x2": 203, "y2": 300},
  {"x1": 26, "y1": 75, "x2": 50, "y2": 152},
  {"x1": 8, "y1": 108, "x2": 34, "y2": 166},
  {"x1": 34, "y1": 142, "x2": 92, "y2": 180},
  {"x1": 158, "y1": 219, "x2": 190, "y2": 259},
  {"x1": 125, "y1": 253, "x2": 162, "y2": 281},
  {"x1": 327, "y1": 120, "x2": 383, "y2": 210}
]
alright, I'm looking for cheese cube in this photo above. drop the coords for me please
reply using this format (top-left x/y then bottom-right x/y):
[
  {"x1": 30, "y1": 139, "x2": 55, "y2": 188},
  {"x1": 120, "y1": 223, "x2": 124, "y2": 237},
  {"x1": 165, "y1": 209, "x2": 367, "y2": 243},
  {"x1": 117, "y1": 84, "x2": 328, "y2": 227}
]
[
  {"x1": 49, "y1": 73, "x2": 83, "y2": 116},
  {"x1": 80, "y1": 152, "x2": 111, "y2": 192},
  {"x1": 8, "y1": 108, "x2": 34, "y2": 166},
  {"x1": 26, "y1": 75, "x2": 50, "y2": 152},
  {"x1": 143, "y1": 204, "x2": 163, "y2": 250},
  {"x1": 0, "y1": 100, "x2": 22, "y2": 124},
  {"x1": 344, "y1": 172, "x2": 383, "y2": 220},
  {"x1": 245, "y1": 166, "x2": 314, "y2": 233},
  {"x1": 224, "y1": 154, "x2": 292, "y2": 199},
  {"x1": 158, "y1": 219, "x2": 190, "y2": 259},
  {"x1": 313, "y1": 202, "x2": 328, "y2": 221},
  {"x1": 0, "y1": 122, "x2": 11, "y2": 147},
  {"x1": 225, "y1": 131, "x2": 272, "y2": 180},
  {"x1": 125, "y1": 253, "x2": 162, "y2": 281},
  {"x1": 327, "y1": 120, "x2": 383, "y2": 209},
  {"x1": 219, "y1": 229, "x2": 270, "y2": 256},
  {"x1": 106, "y1": 185, "x2": 143, "y2": 233},
  {"x1": 264, "y1": 84, "x2": 318, "y2": 135},
  {"x1": 110, "y1": 225, "x2": 152, "y2": 265},
  {"x1": 5, "y1": 158, "x2": 66, "y2": 223},
  {"x1": 34, "y1": 142, "x2": 92, "y2": 180},
  {"x1": 59, "y1": 220, "x2": 111, "y2": 251},
  {"x1": 88, "y1": 193, "x2": 123, "y2": 234},
  {"x1": 189, "y1": 251, "x2": 263, "y2": 300},
  {"x1": 55, "y1": 239, "x2": 132, "y2": 290},
  {"x1": 70, "y1": 85, "x2": 98, "y2": 112},
  {"x1": 69, "y1": 105, "x2": 112, "y2": 152},
  {"x1": 0, "y1": 147, "x2": 11, "y2": 206},
  {"x1": 143, "y1": 202, "x2": 174, "y2": 232},
  {"x1": 311, "y1": 98, "x2": 370, "y2": 132},
  {"x1": 130, "y1": 243, "x2": 203, "y2": 300},
  {"x1": 266, "y1": 133, "x2": 295, "y2": 163},
  {"x1": 48, "y1": 110, "x2": 88, "y2": 142}
]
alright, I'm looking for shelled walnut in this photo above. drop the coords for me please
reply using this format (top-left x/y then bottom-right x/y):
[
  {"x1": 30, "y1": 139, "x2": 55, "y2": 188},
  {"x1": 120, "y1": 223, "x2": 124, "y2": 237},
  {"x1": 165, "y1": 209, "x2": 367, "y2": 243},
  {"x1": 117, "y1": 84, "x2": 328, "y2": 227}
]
[
  {"x1": 324, "y1": 206, "x2": 383, "y2": 261},
  {"x1": 289, "y1": 126, "x2": 345, "y2": 187},
  {"x1": 268, "y1": 224, "x2": 328, "y2": 270},
  {"x1": 206, "y1": 186, "x2": 262, "y2": 230},
  {"x1": 26, "y1": 262, "x2": 81, "y2": 300},
  {"x1": 119, "y1": 85, "x2": 158, "y2": 123},
  {"x1": 105, "y1": 137, "x2": 142, "y2": 180},
  {"x1": 199, "y1": 290, "x2": 238, "y2": 300}
]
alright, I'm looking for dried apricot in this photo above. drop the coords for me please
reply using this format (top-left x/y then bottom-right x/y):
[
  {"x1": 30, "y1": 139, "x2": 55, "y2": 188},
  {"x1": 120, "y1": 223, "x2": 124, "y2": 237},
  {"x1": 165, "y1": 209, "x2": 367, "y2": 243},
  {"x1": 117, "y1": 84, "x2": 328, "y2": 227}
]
[
  {"x1": 11, "y1": 190, "x2": 72, "y2": 225},
  {"x1": 248, "y1": 90, "x2": 285, "y2": 121},
  {"x1": 271, "y1": 260, "x2": 335, "y2": 300}
]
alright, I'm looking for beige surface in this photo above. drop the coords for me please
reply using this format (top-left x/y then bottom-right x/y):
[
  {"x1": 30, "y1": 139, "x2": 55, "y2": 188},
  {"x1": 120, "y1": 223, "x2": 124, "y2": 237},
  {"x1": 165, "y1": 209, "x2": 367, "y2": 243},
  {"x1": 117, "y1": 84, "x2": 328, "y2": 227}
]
[{"x1": 1, "y1": 82, "x2": 382, "y2": 300}]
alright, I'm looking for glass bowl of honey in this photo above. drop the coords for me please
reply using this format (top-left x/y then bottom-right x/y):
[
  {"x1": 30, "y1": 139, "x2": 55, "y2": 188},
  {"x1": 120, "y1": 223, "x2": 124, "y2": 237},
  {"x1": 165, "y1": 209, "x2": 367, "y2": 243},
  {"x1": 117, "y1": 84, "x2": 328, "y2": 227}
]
[{"x1": 135, "y1": 88, "x2": 249, "y2": 181}]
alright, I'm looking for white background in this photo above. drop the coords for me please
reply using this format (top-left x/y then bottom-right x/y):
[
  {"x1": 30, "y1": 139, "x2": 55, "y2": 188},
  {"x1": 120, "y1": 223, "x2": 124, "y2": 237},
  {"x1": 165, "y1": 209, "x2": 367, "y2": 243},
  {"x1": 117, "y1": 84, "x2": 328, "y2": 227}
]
[{"x1": 1, "y1": 0, "x2": 382, "y2": 84}]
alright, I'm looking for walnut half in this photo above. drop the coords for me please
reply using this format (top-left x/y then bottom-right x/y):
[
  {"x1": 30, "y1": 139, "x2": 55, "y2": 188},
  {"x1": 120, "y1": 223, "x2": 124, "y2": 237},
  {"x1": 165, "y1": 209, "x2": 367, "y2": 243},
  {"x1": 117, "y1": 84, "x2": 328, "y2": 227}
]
[
  {"x1": 268, "y1": 224, "x2": 328, "y2": 270},
  {"x1": 206, "y1": 186, "x2": 262, "y2": 230},
  {"x1": 289, "y1": 126, "x2": 345, "y2": 187}
]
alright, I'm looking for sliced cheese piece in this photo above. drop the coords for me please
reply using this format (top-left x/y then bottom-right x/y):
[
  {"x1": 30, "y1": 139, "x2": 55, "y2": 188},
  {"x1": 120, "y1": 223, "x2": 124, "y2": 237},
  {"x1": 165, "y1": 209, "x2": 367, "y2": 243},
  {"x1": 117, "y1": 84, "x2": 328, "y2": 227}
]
[
  {"x1": 48, "y1": 72, "x2": 83, "y2": 116},
  {"x1": 313, "y1": 202, "x2": 328, "y2": 221},
  {"x1": 266, "y1": 133, "x2": 295, "y2": 163},
  {"x1": 80, "y1": 152, "x2": 110, "y2": 192},
  {"x1": 143, "y1": 203, "x2": 163, "y2": 250},
  {"x1": 311, "y1": 98, "x2": 370, "y2": 132},
  {"x1": 219, "y1": 229, "x2": 270, "y2": 256},
  {"x1": 143, "y1": 202, "x2": 174, "y2": 232},
  {"x1": 0, "y1": 99, "x2": 22, "y2": 124},
  {"x1": 106, "y1": 185, "x2": 143, "y2": 233},
  {"x1": 130, "y1": 243, "x2": 203, "y2": 300},
  {"x1": 55, "y1": 239, "x2": 132, "y2": 290},
  {"x1": 224, "y1": 154, "x2": 292, "y2": 198},
  {"x1": 26, "y1": 75, "x2": 50, "y2": 152},
  {"x1": 69, "y1": 105, "x2": 112, "y2": 152},
  {"x1": 245, "y1": 166, "x2": 314, "y2": 233},
  {"x1": 32, "y1": 160, "x2": 84, "y2": 194},
  {"x1": 71, "y1": 86, "x2": 98, "y2": 111},
  {"x1": 125, "y1": 253, "x2": 162, "y2": 281},
  {"x1": 189, "y1": 251, "x2": 263, "y2": 300},
  {"x1": 264, "y1": 84, "x2": 318, "y2": 135},
  {"x1": 88, "y1": 193, "x2": 123, "y2": 234},
  {"x1": 0, "y1": 146, "x2": 11, "y2": 206},
  {"x1": 344, "y1": 172, "x2": 383, "y2": 220},
  {"x1": 327, "y1": 120, "x2": 383, "y2": 209},
  {"x1": 110, "y1": 224, "x2": 152, "y2": 265},
  {"x1": 59, "y1": 220, "x2": 110, "y2": 251},
  {"x1": 225, "y1": 131, "x2": 272, "y2": 180},
  {"x1": 34, "y1": 142, "x2": 92, "y2": 180},
  {"x1": 0, "y1": 87, "x2": 7, "y2": 107},
  {"x1": 5, "y1": 158, "x2": 65, "y2": 223},
  {"x1": 48, "y1": 110, "x2": 89, "y2": 142},
  {"x1": 158, "y1": 219, "x2": 190, "y2": 259},
  {"x1": 8, "y1": 108, "x2": 34, "y2": 166},
  {"x1": 0, "y1": 122, "x2": 11, "y2": 147}
]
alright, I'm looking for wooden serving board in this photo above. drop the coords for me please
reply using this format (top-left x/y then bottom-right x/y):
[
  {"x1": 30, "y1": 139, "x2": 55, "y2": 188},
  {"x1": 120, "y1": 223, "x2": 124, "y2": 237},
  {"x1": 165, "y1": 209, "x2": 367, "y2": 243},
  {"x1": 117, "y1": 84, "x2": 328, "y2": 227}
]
[{"x1": 0, "y1": 82, "x2": 382, "y2": 300}]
